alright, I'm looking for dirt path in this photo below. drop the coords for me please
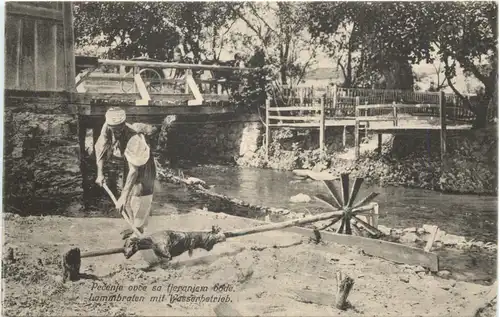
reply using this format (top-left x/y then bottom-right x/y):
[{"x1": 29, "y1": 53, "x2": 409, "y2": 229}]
[{"x1": 2, "y1": 209, "x2": 496, "y2": 316}]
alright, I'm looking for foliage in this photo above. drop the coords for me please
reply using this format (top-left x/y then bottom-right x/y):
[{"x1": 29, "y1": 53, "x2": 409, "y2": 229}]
[
  {"x1": 306, "y1": 2, "x2": 432, "y2": 88},
  {"x1": 73, "y1": 2, "x2": 240, "y2": 60},
  {"x1": 306, "y1": 1, "x2": 497, "y2": 125},
  {"x1": 230, "y1": 2, "x2": 319, "y2": 86}
]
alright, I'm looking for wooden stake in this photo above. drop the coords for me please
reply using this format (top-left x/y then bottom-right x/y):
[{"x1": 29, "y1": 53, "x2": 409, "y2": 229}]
[
  {"x1": 424, "y1": 225, "x2": 439, "y2": 253},
  {"x1": 335, "y1": 271, "x2": 354, "y2": 310}
]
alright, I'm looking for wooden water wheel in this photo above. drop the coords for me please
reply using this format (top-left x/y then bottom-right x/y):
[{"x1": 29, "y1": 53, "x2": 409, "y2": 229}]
[{"x1": 314, "y1": 173, "x2": 383, "y2": 237}]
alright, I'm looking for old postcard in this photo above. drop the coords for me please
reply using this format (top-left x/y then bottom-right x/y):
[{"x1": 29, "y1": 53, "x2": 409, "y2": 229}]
[{"x1": 2, "y1": 1, "x2": 498, "y2": 316}]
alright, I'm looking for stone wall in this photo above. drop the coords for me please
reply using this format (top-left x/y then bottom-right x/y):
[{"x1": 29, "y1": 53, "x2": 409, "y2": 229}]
[
  {"x1": 156, "y1": 112, "x2": 264, "y2": 166},
  {"x1": 4, "y1": 97, "x2": 83, "y2": 215}
]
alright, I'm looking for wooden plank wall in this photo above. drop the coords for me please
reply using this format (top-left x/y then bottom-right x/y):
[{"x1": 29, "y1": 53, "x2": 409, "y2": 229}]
[{"x1": 5, "y1": 2, "x2": 75, "y2": 92}]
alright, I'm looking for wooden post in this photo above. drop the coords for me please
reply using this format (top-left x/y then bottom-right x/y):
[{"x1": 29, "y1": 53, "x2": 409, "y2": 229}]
[
  {"x1": 319, "y1": 94, "x2": 326, "y2": 151},
  {"x1": 377, "y1": 133, "x2": 382, "y2": 155},
  {"x1": 335, "y1": 271, "x2": 354, "y2": 310},
  {"x1": 424, "y1": 225, "x2": 439, "y2": 253},
  {"x1": 78, "y1": 116, "x2": 89, "y2": 209},
  {"x1": 439, "y1": 91, "x2": 447, "y2": 163},
  {"x1": 62, "y1": 2, "x2": 76, "y2": 92},
  {"x1": 393, "y1": 105, "x2": 398, "y2": 126},
  {"x1": 265, "y1": 99, "x2": 270, "y2": 161},
  {"x1": 354, "y1": 107, "x2": 360, "y2": 159},
  {"x1": 342, "y1": 125, "x2": 347, "y2": 147},
  {"x1": 184, "y1": 69, "x2": 191, "y2": 94}
]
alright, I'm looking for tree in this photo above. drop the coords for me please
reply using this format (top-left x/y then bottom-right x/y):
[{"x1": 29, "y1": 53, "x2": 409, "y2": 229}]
[
  {"x1": 73, "y1": 2, "x2": 240, "y2": 61},
  {"x1": 430, "y1": 1, "x2": 497, "y2": 127},
  {"x1": 230, "y1": 2, "x2": 318, "y2": 87},
  {"x1": 306, "y1": 2, "x2": 434, "y2": 89},
  {"x1": 306, "y1": 2, "x2": 497, "y2": 126}
]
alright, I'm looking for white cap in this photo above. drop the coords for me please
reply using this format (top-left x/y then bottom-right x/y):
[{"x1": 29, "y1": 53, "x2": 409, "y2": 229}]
[
  {"x1": 105, "y1": 107, "x2": 126, "y2": 126},
  {"x1": 124, "y1": 134, "x2": 150, "y2": 166}
]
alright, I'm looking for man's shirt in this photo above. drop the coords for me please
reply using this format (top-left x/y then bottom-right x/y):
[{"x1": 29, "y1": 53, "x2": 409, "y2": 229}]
[{"x1": 95, "y1": 123, "x2": 156, "y2": 196}]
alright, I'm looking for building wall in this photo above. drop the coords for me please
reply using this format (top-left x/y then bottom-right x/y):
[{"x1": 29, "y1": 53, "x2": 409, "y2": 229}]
[{"x1": 5, "y1": 2, "x2": 75, "y2": 91}]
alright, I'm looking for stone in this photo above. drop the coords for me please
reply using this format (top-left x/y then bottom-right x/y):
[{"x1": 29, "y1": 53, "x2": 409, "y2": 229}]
[
  {"x1": 393, "y1": 228, "x2": 404, "y2": 235},
  {"x1": 417, "y1": 228, "x2": 426, "y2": 235},
  {"x1": 422, "y1": 224, "x2": 436, "y2": 233},
  {"x1": 400, "y1": 232, "x2": 419, "y2": 243},
  {"x1": 290, "y1": 193, "x2": 311, "y2": 203},
  {"x1": 472, "y1": 241, "x2": 485, "y2": 248},
  {"x1": 435, "y1": 229, "x2": 446, "y2": 242},
  {"x1": 403, "y1": 227, "x2": 417, "y2": 233},
  {"x1": 441, "y1": 234, "x2": 467, "y2": 246},
  {"x1": 437, "y1": 270, "x2": 452, "y2": 279},
  {"x1": 378, "y1": 225, "x2": 392, "y2": 236},
  {"x1": 399, "y1": 276, "x2": 410, "y2": 283}
]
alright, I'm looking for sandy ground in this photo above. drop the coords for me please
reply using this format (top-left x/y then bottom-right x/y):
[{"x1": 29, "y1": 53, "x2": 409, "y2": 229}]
[{"x1": 2, "y1": 209, "x2": 497, "y2": 317}]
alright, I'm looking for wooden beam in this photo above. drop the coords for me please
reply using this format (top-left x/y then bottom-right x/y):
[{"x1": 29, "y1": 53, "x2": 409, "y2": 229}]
[
  {"x1": 62, "y1": 2, "x2": 75, "y2": 92},
  {"x1": 356, "y1": 104, "x2": 439, "y2": 110},
  {"x1": 98, "y1": 59, "x2": 255, "y2": 72},
  {"x1": 268, "y1": 106, "x2": 322, "y2": 111},
  {"x1": 283, "y1": 226, "x2": 439, "y2": 272},
  {"x1": 205, "y1": 210, "x2": 439, "y2": 272},
  {"x1": 6, "y1": 3, "x2": 64, "y2": 21},
  {"x1": 268, "y1": 115, "x2": 321, "y2": 121},
  {"x1": 88, "y1": 104, "x2": 237, "y2": 116},
  {"x1": 134, "y1": 73, "x2": 151, "y2": 103},
  {"x1": 185, "y1": 74, "x2": 204, "y2": 106}
]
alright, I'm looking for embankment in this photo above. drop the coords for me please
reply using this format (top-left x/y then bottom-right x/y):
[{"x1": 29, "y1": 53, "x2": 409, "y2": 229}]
[{"x1": 237, "y1": 125, "x2": 498, "y2": 195}]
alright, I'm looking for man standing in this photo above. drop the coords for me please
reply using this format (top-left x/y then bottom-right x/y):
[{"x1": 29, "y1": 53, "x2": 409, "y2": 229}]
[{"x1": 94, "y1": 107, "x2": 157, "y2": 248}]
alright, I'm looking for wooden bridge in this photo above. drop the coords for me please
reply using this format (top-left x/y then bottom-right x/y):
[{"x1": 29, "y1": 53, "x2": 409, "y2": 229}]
[
  {"x1": 265, "y1": 86, "x2": 477, "y2": 160},
  {"x1": 72, "y1": 56, "x2": 253, "y2": 118}
]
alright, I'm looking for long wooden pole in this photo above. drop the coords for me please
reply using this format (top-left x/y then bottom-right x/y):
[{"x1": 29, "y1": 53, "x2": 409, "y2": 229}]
[
  {"x1": 224, "y1": 210, "x2": 345, "y2": 238},
  {"x1": 74, "y1": 210, "x2": 345, "y2": 260}
]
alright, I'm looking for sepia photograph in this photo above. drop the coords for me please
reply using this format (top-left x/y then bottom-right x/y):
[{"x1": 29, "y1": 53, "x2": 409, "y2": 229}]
[{"x1": 2, "y1": 1, "x2": 498, "y2": 316}]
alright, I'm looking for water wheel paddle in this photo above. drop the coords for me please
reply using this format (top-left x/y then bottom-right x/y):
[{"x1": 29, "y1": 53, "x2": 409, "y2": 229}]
[{"x1": 314, "y1": 173, "x2": 382, "y2": 237}]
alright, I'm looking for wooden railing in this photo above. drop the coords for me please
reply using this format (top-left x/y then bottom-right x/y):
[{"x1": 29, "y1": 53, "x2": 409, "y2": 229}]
[
  {"x1": 75, "y1": 58, "x2": 252, "y2": 106},
  {"x1": 272, "y1": 85, "x2": 476, "y2": 123}
]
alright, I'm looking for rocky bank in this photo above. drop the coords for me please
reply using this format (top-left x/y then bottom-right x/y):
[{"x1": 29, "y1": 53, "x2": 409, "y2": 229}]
[{"x1": 237, "y1": 125, "x2": 498, "y2": 195}]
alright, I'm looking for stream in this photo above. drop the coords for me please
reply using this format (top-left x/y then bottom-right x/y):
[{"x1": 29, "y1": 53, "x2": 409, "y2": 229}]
[{"x1": 151, "y1": 164, "x2": 497, "y2": 285}]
